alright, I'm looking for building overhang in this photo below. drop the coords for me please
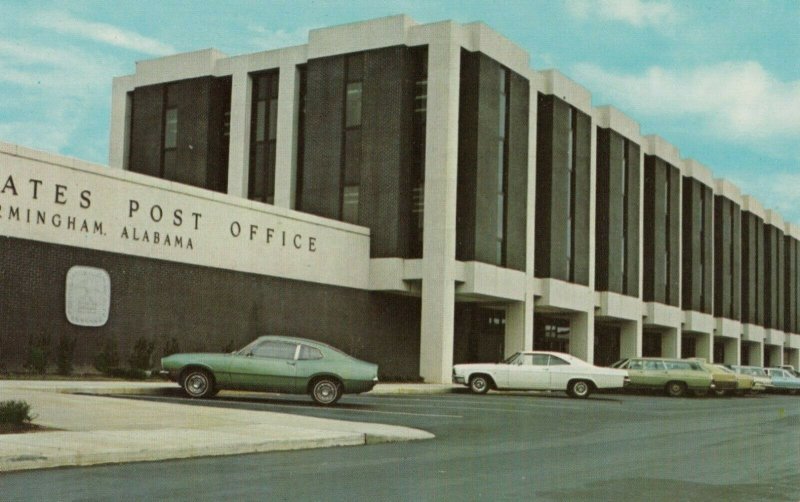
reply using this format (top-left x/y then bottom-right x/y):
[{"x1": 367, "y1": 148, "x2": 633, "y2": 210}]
[
  {"x1": 642, "y1": 302, "x2": 682, "y2": 329},
  {"x1": 764, "y1": 328, "x2": 786, "y2": 347},
  {"x1": 594, "y1": 291, "x2": 641, "y2": 322},
  {"x1": 715, "y1": 318, "x2": 742, "y2": 339},
  {"x1": 741, "y1": 324, "x2": 766, "y2": 343},
  {"x1": 534, "y1": 278, "x2": 593, "y2": 313},
  {"x1": 683, "y1": 310, "x2": 715, "y2": 335}
]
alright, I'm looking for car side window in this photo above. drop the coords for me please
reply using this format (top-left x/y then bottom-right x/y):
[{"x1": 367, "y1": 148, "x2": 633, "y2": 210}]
[
  {"x1": 628, "y1": 360, "x2": 643, "y2": 370},
  {"x1": 251, "y1": 341, "x2": 298, "y2": 359},
  {"x1": 530, "y1": 354, "x2": 549, "y2": 366},
  {"x1": 644, "y1": 361, "x2": 664, "y2": 370},
  {"x1": 298, "y1": 345, "x2": 323, "y2": 360},
  {"x1": 548, "y1": 356, "x2": 569, "y2": 366}
]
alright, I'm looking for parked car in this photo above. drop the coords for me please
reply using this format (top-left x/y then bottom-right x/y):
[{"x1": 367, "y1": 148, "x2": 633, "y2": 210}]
[
  {"x1": 728, "y1": 365, "x2": 771, "y2": 392},
  {"x1": 160, "y1": 336, "x2": 379, "y2": 405},
  {"x1": 780, "y1": 365, "x2": 800, "y2": 377},
  {"x1": 764, "y1": 367, "x2": 800, "y2": 394},
  {"x1": 611, "y1": 358, "x2": 714, "y2": 397},
  {"x1": 452, "y1": 351, "x2": 628, "y2": 399},
  {"x1": 709, "y1": 364, "x2": 754, "y2": 395},
  {"x1": 685, "y1": 359, "x2": 738, "y2": 396}
]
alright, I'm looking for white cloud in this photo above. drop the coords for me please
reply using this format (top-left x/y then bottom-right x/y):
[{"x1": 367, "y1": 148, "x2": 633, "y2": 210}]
[
  {"x1": 728, "y1": 172, "x2": 800, "y2": 224},
  {"x1": 32, "y1": 11, "x2": 175, "y2": 56},
  {"x1": 566, "y1": 0, "x2": 680, "y2": 27},
  {"x1": 572, "y1": 61, "x2": 800, "y2": 141},
  {"x1": 247, "y1": 25, "x2": 313, "y2": 51}
]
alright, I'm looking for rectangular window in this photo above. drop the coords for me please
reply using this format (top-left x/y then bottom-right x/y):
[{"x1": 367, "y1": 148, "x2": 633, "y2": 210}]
[
  {"x1": 621, "y1": 137, "x2": 628, "y2": 293},
  {"x1": 566, "y1": 107, "x2": 577, "y2": 280},
  {"x1": 345, "y1": 82, "x2": 363, "y2": 128},
  {"x1": 497, "y1": 67, "x2": 509, "y2": 266},
  {"x1": 664, "y1": 169, "x2": 671, "y2": 301},
  {"x1": 342, "y1": 185, "x2": 359, "y2": 224},
  {"x1": 164, "y1": 108, "x2": 178, "y2": 149},
  {"x1": 409, "y1": 47, "x2": 428, "y2": 258},
  {"x1": 248, "y1": 71, "x2": 279, "y2": 203},
  {"x1": 341, "y1": 54, "x2": 364, "y2": 224}
]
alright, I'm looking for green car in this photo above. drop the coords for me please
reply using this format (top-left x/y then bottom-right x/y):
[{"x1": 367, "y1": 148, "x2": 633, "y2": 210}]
[
  {"x1": 161, "y1": 336, "x2": 379, "y2": 405},
  {"x1": 611, "y1": 358, "x2": 715, "y2": 397}
]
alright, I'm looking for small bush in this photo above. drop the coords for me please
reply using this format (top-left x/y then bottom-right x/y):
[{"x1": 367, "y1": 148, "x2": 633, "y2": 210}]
[
  {"x1": 0, "y1": 400, "x2": 34, "y2": 425},
  {"x1": 56, "y1": 334, "x2": 77, "y2": 376},
  {"x1": 162, "y1": 337, "x2": 180, "y2": 358},
  {"x1": 24, "y1": 334, "x2": 50, "y2": 375},
  {"x1": 94, "y1": 337, "x2": 120, "y2": 374},
  {"x1": 129, "y1": 337, "x2": 155, "y2": 371}
]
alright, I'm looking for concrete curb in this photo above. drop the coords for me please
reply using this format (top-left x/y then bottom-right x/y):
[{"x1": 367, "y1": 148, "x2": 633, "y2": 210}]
[{"x1": 0, "y1": 380, "x2": 436, "y2": 472}]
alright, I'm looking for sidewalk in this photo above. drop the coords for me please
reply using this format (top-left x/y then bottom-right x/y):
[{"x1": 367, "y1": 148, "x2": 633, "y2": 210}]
[{"x1": 0, "y1": 380, "x2": 448, "y2": 473}]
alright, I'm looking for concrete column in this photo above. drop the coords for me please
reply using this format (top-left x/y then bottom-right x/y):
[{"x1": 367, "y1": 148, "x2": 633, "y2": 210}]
[
  {"x1": 766, "y1": 345, "x2": 783, "y2": 367},
  {"x1": 620, "y1": 319, "x2": 642, "y2": 359},
  {"x1": 273, "y1": 64, "x2": 299, "y2": 209},
  {"x1": 724, "y1": 338, "x2": 741, "y2": 365},
  {"x1": 787, "y1": 348, "x2": 800, "y2": 371},
  {"x1": 748, "y1": 342, "x2": 764, "y2": 367},
  {"x1": 661, "y1": 327, "x2": 680, "y2": 358},
  {"x1": 419, "y1": 30, "x2": 460, "y2": 383},
  {"x1": 504, "y1": 294, "x2": 534, "y2": 358},
  {"x1": 570, "y1": 311, "x2": 594, "y2": 362},
  {"x1": 696, "y1": 332, "x2": 712, "y2": 362},
  {"x1": 109, "y1": 76, "x2": 134, "y2": 169},
  {"x1": 227, "y1": 71, "x2": 252, "y2": 198}
]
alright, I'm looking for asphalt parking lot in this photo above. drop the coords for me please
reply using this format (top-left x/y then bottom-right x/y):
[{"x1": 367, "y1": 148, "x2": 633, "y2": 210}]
[{"x1": 2, "y1": 390, "x2": 799, "y2": 501}]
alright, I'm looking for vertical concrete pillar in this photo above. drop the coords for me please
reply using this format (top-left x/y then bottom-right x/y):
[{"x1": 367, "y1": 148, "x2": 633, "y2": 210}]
[
  {"x1": 227, "y1": 70, "x2": 252, "y2": 198},
  {"x1": 696, "y1": 332, "x2": 712, "y2": 362},
  {"x1": 570, "y1": 311, "x2": 594, "y2": 362},
  {"x1": 748, "y1": 342, "x2": 764, "y2": 367},
  {"x1": 273, "y1": 64, "x2": 299, "y2": 209},
  {"x1": 787, "y1": 348, "x2": 800, "y2": 371},
  {"x1": 419, "y1": 30, "x2": 460, "y2": 383},
  {"x1": 724, "y1": 338, "x2": 741, "y2": 365},
  {"x1": 766, "y1": 345, "x2": 783, "y2": 367},
  {"x1": 620, "y1": 319, "x2": 642, "y2": 359},
  {"x1": 661, "y1": 327, "x2": 680, "y2": 358},
  {"x1": 505, "y1": 294, "x2": 534, "y2": 358}
]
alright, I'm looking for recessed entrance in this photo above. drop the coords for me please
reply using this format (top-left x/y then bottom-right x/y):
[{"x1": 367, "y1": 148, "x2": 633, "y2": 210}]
[
  {"x1": 533, "y1": 315, "x2": 570, "y2": 353},
  {"x1": 593, "y1": 324, "x2": 621, "y2": 367}
]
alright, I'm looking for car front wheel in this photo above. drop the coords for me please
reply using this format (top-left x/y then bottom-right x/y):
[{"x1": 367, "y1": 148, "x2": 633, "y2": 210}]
[
  {"x1": 567, "y1": 380, "x2": 592, "y2": 399},
  {"x1": 311, "y1": 378, "x2": 342, "y2": 405},
  {"x1": 469, "y1": 375, "x2": 491, "y2": 394},
  {"x1": 182, "y1": 369, "x2": 214, "y2": 398}
]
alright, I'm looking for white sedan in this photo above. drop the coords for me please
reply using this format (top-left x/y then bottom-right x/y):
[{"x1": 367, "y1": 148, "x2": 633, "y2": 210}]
[{"x1": 452, "y1": 351, "x2": 629, "y2": 398}]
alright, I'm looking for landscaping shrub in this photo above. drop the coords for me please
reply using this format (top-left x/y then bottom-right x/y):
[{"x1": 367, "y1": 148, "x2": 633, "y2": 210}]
[
  {"x1": 56, "y1": 334, "x2": 77, "y2": 376},
  {"x1": 94, "y1": 337, "x2": 120, "y2": 374},
  {"x1": 0, "y1": 400, "x2": 34, "y2": 425},
  {"x1": 129, "y1": 337, "x2": 155, "y2": 371},
  {"x1": 24, "y1": 334, "x2": 50, "y2": 375},
  {"x1": 162, "y1": 337, "x2": 180, "y2": 358}
]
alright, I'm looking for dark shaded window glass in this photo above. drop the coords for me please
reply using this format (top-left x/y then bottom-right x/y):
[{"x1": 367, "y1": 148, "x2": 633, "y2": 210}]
[
  {"x1": 345, "y1": 82, "x2": 363, "y2": 128},
  {"x1": 164, "y1": 107, "x2": 177, "y2": 149},
  {"x1": 248, "y1": 71, "x2": 279, "y2": 203}
]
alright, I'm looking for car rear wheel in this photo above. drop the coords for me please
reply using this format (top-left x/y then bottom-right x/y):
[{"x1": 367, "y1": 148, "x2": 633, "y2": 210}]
[
  {"x1": 469, "y1": 375, "x2": 491, "y2": 394},
  {"x1": 567, "y1": 380, "x2": 592, "y2": 399},
  {"x1": 182, "y1": 369, "x2": 214, "y2": 398},
  {"x1": 665, "y1": 381, "x2": 687, "y2": 397},
  {"x1": 310, "y1": 378, "x2": 342, "y2": 405}
]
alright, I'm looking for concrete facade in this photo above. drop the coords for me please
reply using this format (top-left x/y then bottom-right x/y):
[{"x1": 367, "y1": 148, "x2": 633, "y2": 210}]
[{"x1": 3, "y1": 15, "x2": 800, "y2": 381}]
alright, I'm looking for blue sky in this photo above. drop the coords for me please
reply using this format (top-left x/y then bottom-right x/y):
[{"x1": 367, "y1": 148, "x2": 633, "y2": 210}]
[{"x1": 1, "y1": 0, "x2": 799, "y2": 221}]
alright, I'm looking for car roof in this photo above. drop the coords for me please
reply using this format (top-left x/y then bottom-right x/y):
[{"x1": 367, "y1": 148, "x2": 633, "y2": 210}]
[{"x1": 254, "y1": 335, "x2": 348, "y2": 355}]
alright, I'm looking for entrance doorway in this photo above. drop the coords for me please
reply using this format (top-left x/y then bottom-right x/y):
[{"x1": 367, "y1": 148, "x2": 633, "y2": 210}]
[
  {"x1": 681, "y1": 335, "x2": 696, "y2": 359},
  {"x1": 534, "y1": 316, "x2": 570, "y2": 353},
  {"x1": 594, "y1": 324, "x2": 621, "y2": 367},
  {"x1": 643, "y1": 330, "x2": 661, "y2": 357}
]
